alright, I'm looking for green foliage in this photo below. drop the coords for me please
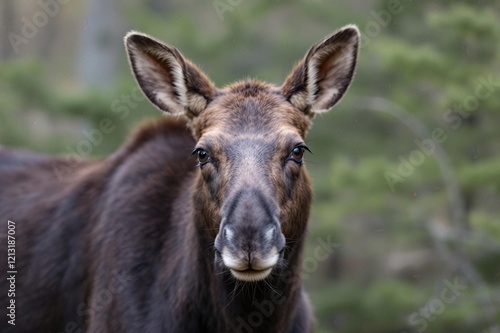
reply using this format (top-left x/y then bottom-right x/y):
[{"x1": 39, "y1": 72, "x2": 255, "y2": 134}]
[
  {"x1": 309, "y1": 0, "x2": 500, "y2": 331},
  {"x1": 459, "y1": 157, "x2": 500, "y2": 191}
]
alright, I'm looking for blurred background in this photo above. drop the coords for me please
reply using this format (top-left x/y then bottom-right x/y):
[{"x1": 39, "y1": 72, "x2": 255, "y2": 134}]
[{"x1": 1, "y1": 0, "x2": 499, "y2": 332}]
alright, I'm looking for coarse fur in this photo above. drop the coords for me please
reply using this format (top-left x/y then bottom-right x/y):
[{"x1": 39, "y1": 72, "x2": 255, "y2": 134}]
[{"x1": 0, "y1": 25, "x2": 359, "y2": 333}]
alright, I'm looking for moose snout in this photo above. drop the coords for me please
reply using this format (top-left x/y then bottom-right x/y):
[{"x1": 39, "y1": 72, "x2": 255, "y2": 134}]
[
  {"x1": 219, "y1": 225, "x2": 284, "y2": 282},
  {"x1": 214, "y1": 188, "x2": 286, "y2": 282},
  {"x1": 215, "y1": 224, "x2": 285, "y2": 282}
]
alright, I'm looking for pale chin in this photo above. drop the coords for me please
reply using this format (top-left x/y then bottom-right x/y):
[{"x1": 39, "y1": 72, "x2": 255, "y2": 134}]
[{"x1": 230, "y1": 267, "x2": 273, "y2": 282}]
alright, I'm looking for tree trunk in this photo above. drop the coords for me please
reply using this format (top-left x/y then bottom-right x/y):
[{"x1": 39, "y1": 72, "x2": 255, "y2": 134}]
[
  {"x1": 78, "y1": 0, "x2": 122, "y2": 88},
  {"x1": 0, "y1": 1, "x2": 16, "y2": 60}
]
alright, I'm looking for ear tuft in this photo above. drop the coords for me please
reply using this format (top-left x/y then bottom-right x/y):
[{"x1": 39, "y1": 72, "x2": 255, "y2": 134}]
[
  {"x1": 125, "y1": 32, "x2": 216, "y2": 118},
  {"x1": 282, "y1": 25, "x2": 360, "y2": 114}
]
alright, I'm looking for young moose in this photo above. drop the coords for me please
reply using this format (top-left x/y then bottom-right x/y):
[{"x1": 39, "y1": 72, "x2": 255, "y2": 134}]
[{"x1": 0, "y1": 25, "x2": 359, "y2": 332}]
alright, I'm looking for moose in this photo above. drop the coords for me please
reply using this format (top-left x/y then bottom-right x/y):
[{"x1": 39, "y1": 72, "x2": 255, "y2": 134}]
[{"x1": 0, "y1": 25, "x2": 359, "y2": 332}]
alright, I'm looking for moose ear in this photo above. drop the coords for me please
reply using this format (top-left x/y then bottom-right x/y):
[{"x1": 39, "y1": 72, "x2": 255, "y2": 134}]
[
  {"x1": 125, "y1": 32, "x2": 216, "y2": 118},
  {"x1": 282, "y1": 25, "x2": 360, "y2": 113}
]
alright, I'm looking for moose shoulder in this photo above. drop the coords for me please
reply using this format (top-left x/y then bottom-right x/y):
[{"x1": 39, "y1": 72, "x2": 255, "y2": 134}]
[{"x1": 0, "y1": 25, "x2": 359, "y2": 333}]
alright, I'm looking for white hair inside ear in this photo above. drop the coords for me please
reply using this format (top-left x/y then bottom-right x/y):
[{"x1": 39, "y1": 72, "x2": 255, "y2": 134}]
[
  {"x1": 282, "y1": 24, "x2": 360, "y2": 114},
  {"x1": 124, "y1": 31, "x2": 216, "y2": 118}
]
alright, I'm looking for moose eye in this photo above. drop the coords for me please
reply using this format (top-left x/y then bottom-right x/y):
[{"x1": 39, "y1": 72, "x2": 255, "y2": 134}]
[
  {"x1": 192, "y1": 148, "x2": 211, "y2": 166},
  {"x1": 288, "y1": 145, "x2": 310, "y2": 164},
  {"x1": 292, "y1": 147, "x2": 304, "y2": 160},
  {"x1": 198, "y1": 149, "x2": 209, "y2": 164}
]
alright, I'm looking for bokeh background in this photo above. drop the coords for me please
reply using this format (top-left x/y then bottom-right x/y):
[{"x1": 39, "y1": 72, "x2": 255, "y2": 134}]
[{"x1": 1, "y1": 0, "x2": 500, "y2": 332}]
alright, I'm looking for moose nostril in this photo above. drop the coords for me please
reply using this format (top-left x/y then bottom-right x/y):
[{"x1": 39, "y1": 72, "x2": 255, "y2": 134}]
[
  {"x1": 224, "y1": 227, "x2": 234, "y2": 241},
  {"x1": 265, "y1": 226, "x2": 277, "y2": 242}
]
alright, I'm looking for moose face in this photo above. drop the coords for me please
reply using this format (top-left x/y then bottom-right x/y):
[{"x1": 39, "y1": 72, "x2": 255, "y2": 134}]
[
  {"x1": 125, "y1": 25, "x2": 359, "y2": 282},
  {"x1": 194, "y1": 84, "x2": 312, "y2": 282}
]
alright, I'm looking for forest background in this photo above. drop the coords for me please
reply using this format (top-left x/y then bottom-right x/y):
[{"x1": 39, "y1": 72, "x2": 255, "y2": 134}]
[{"x1": 1, "y1": 1, "x2": 499, "y2": 332}]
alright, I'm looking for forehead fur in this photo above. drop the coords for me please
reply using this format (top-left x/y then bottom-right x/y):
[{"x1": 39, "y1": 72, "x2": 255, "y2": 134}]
[{"x1": 191, "y1": 81, "x2": 312, "y2": 140}]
